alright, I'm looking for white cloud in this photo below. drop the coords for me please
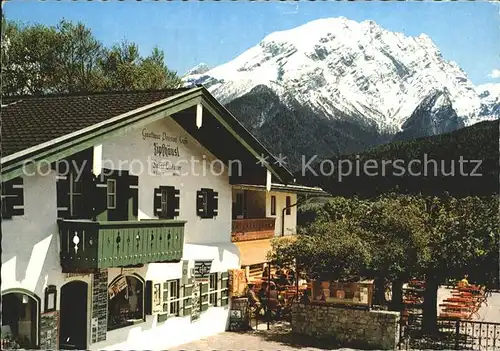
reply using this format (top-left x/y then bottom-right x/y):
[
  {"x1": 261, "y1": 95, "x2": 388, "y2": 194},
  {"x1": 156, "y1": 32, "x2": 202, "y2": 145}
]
[{"x1": 488, "y1": 69, "x2": 500, "y2": 79}]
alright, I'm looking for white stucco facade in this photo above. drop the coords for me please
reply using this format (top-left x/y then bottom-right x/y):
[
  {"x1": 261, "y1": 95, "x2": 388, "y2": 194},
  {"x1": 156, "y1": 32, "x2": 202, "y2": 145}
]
[
  {"x1": 1, "y1": 114, "x2": 242, "y2": 350},
  {"x1": 100, "y1": 117, "x2": 234, "y2": 244},
  {"x1": 266, "y1": 191, "x2": 297, "y2": 236}
]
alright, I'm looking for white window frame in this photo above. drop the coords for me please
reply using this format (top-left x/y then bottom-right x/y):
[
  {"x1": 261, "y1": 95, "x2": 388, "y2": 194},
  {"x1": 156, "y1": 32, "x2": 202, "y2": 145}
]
[
  {"x1": 204, "y1": 272, "x2": 229, "y2": 308},
  {"x1": 156, "y1": 279, "x2": 182, "y2": 317},
  {"x1": 208, "y1": 273, "x2": 218, "y2": 306},
  {"x1": 167, "y1": 280, "x2": 180, "y2": 316},
  {"x1": 69, "y1": 173, "x2": 83, "y2": 216},
  {"x1": 107, "y1": 179, "x2": 116, "y2": 209}
]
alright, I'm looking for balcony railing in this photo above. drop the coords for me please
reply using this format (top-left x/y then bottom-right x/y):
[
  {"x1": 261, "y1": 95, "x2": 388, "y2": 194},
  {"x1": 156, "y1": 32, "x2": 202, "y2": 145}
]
[
  {"x1": 58, "y1": 219, "x2": 185, "y2": 273},
  {"x1": 231, "y1": 218, "x2": 276, "y2": 242}
]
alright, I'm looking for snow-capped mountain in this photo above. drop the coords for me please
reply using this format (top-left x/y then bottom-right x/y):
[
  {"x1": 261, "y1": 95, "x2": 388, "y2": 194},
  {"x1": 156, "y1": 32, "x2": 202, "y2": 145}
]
[{"x1": 183, "y1": 17, "x2": 499, "y2": 166}]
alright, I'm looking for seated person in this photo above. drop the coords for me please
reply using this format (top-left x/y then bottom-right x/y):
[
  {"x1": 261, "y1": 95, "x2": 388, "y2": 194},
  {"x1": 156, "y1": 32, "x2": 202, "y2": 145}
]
[
  {"x1": 246, "y1": 284, "x2": 262, "y2": 313},
  {"x1": 258, "y1": 282, "x2": 268, "y2": 301},
  {"x1": 277, "y1": 273, "x2": 290, "y2": 288},
  {"x1": 267, "y1": 282, "x2": 282, "y2": 318},
  {"x1": 262, "y1": 268, "x2": 269, "y2": 279}
]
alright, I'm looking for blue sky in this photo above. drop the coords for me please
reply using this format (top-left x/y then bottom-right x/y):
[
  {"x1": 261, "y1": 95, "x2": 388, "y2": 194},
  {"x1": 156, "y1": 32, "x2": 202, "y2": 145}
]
[{"x1": 4, "y1": 1, "x2": 499, "y2": 85}]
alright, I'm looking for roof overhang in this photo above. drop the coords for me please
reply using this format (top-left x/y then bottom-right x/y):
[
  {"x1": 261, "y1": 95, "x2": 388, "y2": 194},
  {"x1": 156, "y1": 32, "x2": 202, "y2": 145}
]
[
  {"x1": 232, "y1": 183, "x2": 330, "y2": 196},
  {"x1": 1, "y1": 87, "x2": 294, "y2": 183}
]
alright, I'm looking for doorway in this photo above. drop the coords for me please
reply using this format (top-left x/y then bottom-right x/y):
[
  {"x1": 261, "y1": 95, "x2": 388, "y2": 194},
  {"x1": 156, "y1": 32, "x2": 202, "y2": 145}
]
[
  {"x1": 1, "y1": 291, "x2": 39, "y2": 349},
  {"x1": 59, "y1": 281, "x2": 88, "y2": 350}
]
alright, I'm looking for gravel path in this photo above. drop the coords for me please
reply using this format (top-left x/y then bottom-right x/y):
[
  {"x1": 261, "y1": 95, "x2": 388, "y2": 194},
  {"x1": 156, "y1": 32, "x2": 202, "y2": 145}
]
[{"x1": 170, "y1": 322, "x2": 355, "y2": 351}]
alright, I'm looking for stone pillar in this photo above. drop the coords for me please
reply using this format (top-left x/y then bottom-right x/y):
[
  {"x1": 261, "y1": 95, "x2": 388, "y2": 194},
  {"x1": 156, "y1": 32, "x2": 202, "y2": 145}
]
[
  {"x1": 40, "y1": 311, "x2": 59, "y2": 349},
  {"x1": 91, "y1": 269, "x2": 108, "y2": 344}
]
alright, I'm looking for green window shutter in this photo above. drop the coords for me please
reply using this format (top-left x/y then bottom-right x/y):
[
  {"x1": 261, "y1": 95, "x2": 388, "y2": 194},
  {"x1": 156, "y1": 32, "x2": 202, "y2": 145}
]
[
  {"x1": 2, "y1": 177, "x2": 24, "y2": 219},
  {"x1": 157, "y1": 313, "x2": 169, "y2": 323},
  {"x1": 81, "y1": 172, "x2": 96, "y2": 220},
  {"x1": 200, "y1": 282, "x2": 209, "y2": 312},
  {"x1": 145, "y1": 281, "x2": 153, "y2": 315},
  {"x1": 128, "y1": 174, "x2": 139, "y2": 220},
  {"x1": 196, "y1": 190, "x2": 206, "y2": 217},
  {"x1": 183, "y1": 284, "x2": 194, "y2": 316},
  {"x1": 173, "y1": 189, "x2": 180, "y2": 217},
  {"x1": 165, "y1": 186, "x2": 177, "y2": 219},
  {"x1": 162, "y1": 282, "x2": 169, "y2": 313},
  {"x1": 153, "y1": 187, "x2": 162, "y2": 217},
  {"x1": 209, "y1": 191, "x2": 218, "y2": 218},
  {"x1": 56, "y1": 175, "x2": 70, "y2": 219},
  {"x1": 219, "y1": 271, "x2": 229, "y2": 307}
]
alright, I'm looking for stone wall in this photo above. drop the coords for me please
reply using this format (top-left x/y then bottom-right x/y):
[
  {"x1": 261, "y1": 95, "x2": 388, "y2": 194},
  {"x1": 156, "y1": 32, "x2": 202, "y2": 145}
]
[
  {"x1": 40, "y1": 311, "x2": 59, "y2": 349},
  {"x1": 91, "y1": 269, "x2": 108, "y2": 344},
  {"x1": 291, "y1": 303, "x2": 400, "y2": 350}
]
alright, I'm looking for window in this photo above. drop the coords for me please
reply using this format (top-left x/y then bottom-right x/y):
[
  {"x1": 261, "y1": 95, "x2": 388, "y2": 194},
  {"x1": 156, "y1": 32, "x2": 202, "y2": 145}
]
[
  {"x1": 200, "y1": 272, "x2": 229, "y2": 310},
  {"x1": 107, "y1": 275, "x2": 144, "y2": 331},
  {"x1": 201, "y1": 191, "x2": 209, "y2": 214},
  {"x1": 1, "y1": 292, "x2": 39, "y2": 349},
  {"x1": 107, "y1": 179, "x2": 116, "y2": 209},
  {"x1": 151, "y1": 279, "x2": 182, "y2": 318},
  {"x1": 285, "y1": 196, "x2": 291, "y2": 215},
  {"x1": 234, "y1": 191, "x2": 244, "y2": 219},
  {"x1": 270, "y1": 195, "x2": 276, "y2": 216},
  {"x1": 209, "y1": 273, "x2": 218, "y2": 306},
  {"x1": 67, "y1": 172, "x2": 84, "y2": 217},
  {"x1": 154, "y1": 186, "x2": 180, "y2": 219},
  {"x1": 160, "y1": 188, "x2": 168, "y2": 218},
  {"x1": 196, "y1": 188, "x2": 218, "y2": 218},
  {"x1": 166, "y1": 280, "x2": 180, "y2": 316}
]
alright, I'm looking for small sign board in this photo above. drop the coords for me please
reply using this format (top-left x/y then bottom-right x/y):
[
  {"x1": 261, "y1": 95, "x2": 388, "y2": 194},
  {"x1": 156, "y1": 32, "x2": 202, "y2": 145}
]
[
  {"x1": 228, "y1": 298, "x2": 250, "y2": 331},
  {"x1": 194, "y1": 260, "x2": 213, "y2": 282}
]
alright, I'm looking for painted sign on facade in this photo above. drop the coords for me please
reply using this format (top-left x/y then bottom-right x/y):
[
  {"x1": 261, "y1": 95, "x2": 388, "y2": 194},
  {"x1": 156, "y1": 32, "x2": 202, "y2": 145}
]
[
  {"x1": 142, "y1": 128, "x2": 188, "y2": 176},
  {"x1": 194, "y1": 260, "x2": 213, "y2": 282},
  {"x1": 228, "y1": 269, "x2": 247, "y2": 297},
  {"x1": 108, "y1": 276, "x2": 127, "y2": 299}
]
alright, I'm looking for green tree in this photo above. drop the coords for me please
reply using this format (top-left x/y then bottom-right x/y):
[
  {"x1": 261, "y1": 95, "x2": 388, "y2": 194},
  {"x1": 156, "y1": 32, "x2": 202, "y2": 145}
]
[
  {"x1": 359, "y1": 195, "x2": 430, "y2": 310},
  {"x1": 1, "y1": 18, "x2": 181, "y2": 96},
  {"x1": 269, "y1": 220, "x2": 372, "y2": 282},
  {"x1": 421, "y1": 195, "x2": 499, "y2": 333}
]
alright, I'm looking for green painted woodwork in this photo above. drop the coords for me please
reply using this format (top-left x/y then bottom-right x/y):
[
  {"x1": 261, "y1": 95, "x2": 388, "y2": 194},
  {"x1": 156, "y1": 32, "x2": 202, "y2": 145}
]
[{"x1": 58, "y1": 219, "x2": 186, "y2": 272}]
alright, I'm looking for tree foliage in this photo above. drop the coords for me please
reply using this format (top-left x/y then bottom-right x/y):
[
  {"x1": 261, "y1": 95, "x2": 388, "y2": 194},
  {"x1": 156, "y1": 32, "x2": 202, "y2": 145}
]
[
  {"x1": 271, "y1": 194, "x2": 499, "y2": 328},
  {"x1": 1, "y1": 18, "x2": 181, "y2": 96}
]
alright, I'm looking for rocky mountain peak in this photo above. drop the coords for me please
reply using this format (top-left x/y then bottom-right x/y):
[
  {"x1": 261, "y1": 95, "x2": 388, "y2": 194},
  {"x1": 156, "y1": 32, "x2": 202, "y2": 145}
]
[{"x1": 183, "y1": 16, "x2": 498, "y2": 151}]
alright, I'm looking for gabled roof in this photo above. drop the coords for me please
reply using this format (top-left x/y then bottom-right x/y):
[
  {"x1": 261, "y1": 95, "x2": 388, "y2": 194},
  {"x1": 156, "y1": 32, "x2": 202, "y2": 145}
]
[
  {"x1": 1, "y1": 87, "x2": 295, "y2": 183},
  {"x1": 1, "y1": 89, "x2": 188, "y2": 157}
]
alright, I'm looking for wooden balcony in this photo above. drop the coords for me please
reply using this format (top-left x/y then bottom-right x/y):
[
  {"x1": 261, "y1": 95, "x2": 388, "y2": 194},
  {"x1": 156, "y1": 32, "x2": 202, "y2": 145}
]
[
  {"x1": 58, "y1": 219, "x2": 185, "y2": 273},
  {"x1": 231, "y1": 218, "x2": 276, "y2": 242}
]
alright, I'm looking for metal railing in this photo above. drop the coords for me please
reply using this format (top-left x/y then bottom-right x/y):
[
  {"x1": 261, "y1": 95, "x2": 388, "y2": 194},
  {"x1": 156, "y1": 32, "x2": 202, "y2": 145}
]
[{"x1": 400, "y1": 316, "x2": 500, "y2": 350}]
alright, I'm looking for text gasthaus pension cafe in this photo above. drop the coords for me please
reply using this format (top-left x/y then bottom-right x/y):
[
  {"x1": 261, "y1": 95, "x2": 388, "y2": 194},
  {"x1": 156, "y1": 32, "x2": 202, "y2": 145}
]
[{"x1": 0, "y1": 87, "x2": 326, "y2": 350}]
